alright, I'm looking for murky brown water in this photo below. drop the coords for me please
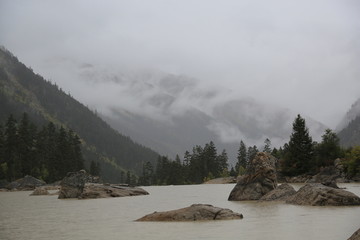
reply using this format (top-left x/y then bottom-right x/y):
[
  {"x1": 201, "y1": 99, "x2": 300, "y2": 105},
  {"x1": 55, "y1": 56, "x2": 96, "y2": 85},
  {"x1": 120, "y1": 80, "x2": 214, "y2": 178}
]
[{"x1": 0, "y1": 183, "x2": 359, "y2": 240}]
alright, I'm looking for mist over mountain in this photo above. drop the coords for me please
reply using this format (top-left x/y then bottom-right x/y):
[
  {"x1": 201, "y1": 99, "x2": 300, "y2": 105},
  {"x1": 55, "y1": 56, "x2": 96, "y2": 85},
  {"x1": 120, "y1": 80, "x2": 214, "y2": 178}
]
[
  {"x1": 337, "y1": 97, "x2": 360, "y2": 147},
  {"x1": 62, "y1": 63, "x2": 327, "y2": 164},
  {"x1": 336, "y1": 98, "x2": 360, "y2": 132}
]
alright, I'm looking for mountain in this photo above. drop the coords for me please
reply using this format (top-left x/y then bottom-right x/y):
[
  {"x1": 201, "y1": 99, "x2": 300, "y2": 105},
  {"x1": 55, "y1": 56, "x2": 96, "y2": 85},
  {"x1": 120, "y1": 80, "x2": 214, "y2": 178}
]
[
  {"x1": 67, "y1": 63, "x2": 327, "y2": 165},
  {"x1": 337, "y1": 98, "x2": 360, "y2": 147},
  {"x1": 0, "y1": 47, "x2": 160, "y2": 182}
]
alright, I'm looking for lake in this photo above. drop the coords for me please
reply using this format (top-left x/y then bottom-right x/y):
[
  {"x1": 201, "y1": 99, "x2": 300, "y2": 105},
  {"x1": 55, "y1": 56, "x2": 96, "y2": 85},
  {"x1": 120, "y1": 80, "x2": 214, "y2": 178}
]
[{"x1": 0, "y1": 183, "x2": 360, "y2": 240}]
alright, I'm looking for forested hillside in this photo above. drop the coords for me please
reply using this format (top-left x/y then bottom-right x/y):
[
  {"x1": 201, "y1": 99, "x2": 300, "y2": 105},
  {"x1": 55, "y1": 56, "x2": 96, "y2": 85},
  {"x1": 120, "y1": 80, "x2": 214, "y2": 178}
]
[
  {"x1": 338, "y1": 115, "x2": 360, "y2": 147},
  {"x1": 0, "y1": 47, "x2": 160, "y2": 182}
]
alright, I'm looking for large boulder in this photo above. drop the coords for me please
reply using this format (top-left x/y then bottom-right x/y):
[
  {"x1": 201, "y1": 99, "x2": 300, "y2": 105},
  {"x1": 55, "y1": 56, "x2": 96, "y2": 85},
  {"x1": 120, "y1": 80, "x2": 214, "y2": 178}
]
[
  {"x1": 80, "y1": 184, "x2": 149, "y2": 199},
  {"x1": 136, "y1": 204, "x2": 243, "y2": 221},
  {"x1": 6, "y1": 175, "x2": 46, "y2": 190},
  {"x1": 348, "y1": 228, "x2": 360, "y2": 240},
  {"x1": 58, "y1": 170, "x2": 87, "y2": 199},
  {"x1": 286, "y1": 183, "x2": 360, "y2": 206},
  {"x1": 228, "y1": 152, "x2": 277, "y2": 201},
  {"x1": 259, "y1": 183, "x2": 296, "y2": 201}
]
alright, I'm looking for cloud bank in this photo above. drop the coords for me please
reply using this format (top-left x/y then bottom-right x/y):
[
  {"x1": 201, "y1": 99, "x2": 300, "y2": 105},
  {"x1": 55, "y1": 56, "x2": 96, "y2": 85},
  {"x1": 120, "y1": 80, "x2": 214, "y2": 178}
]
[{"x1": 1, "y1": 0, "x2": 360, "y2": 128}]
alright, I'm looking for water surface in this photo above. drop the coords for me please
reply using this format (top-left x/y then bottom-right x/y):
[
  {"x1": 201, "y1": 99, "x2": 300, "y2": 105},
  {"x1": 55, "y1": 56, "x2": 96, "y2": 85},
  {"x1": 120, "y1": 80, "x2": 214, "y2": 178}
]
[{"x1": 0, "y1": 183, "x2": 359, "y2": 240}]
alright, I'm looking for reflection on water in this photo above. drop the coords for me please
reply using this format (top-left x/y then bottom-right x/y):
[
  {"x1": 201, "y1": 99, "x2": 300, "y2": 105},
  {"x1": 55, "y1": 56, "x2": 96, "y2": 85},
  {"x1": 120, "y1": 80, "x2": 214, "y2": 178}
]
[{"x1": 0, "y1": 183, "x2": 359, "y2": 240}]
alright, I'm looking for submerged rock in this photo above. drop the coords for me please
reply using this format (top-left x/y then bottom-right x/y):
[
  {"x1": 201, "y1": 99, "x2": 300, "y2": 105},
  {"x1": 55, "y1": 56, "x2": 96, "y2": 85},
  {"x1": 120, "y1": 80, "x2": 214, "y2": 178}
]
[
  {"x1": 6, "y1": 175, "x2": 46, "y2": 190},
  {"x1": 80, "y1": 184, "x2": 149, "y2": 199},
  {"x1": 203, "y1": 177, "x2": 236, "y2": 184},
  {"x1": 260, "y1": 183, "x2": 296, "y2": 201},
  {"x1": 286, "y1": 183, "x2": 360, "y2": 206},
  {"x1": 136, "y1": 204, "x2": 243, "y2": 221},
  {"x1": 348, "y1": 228, "x2": 360, "y2": 240},
  {"x1": 228, "y1": 152, "x2": 277, "y2": 201},
  {"x1": 30, "y1": 187, "x2": 50, "y2": 196}
]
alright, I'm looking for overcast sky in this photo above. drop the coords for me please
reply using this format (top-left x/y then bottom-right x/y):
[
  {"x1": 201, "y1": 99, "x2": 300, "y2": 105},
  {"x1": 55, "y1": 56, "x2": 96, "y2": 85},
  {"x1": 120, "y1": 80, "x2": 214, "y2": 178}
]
[{"x1": 1, "y1": 0, "x2": 360, "y2": 128}]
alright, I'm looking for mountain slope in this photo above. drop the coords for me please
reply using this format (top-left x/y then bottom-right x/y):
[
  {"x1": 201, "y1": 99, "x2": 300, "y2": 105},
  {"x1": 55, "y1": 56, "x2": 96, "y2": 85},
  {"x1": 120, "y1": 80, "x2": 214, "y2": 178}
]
[
  {"x1": 0, "y1": 47, "x2": 160, "y2": 182},
  {"x1": 337, "y1": 97, "x2": 360, "y2": 147}
]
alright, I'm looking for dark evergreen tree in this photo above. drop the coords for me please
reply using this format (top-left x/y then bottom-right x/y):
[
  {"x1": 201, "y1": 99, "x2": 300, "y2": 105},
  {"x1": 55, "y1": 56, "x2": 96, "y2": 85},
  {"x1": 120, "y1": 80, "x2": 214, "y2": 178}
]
[
  {"x1": 4, "y1": 114, "x2": 19, "y2": 181},
  {"x1": 263, "y1": 138, "x2": 271, "y2": 153},
  {"x1": 229, "y1": 166, "x2": 237, "y2": 177},
  {"x1": 68, "y1": 129, "x2": 84, "y2": 171},
  {"x1": 216, "y1": 149, "x2": 229, "y2": 176},
  {"x1": 89, "y1": 160, "x2": 101, "y2": 176},
  {"x1": 236, "y1": 140, "x2": 247, "y2": 173},
  {"x1": 247, "y1": 145, "x2": 259, "y2": 164},
  {"x1": 0, "y1": 124, "x2": 5, "y2": 179},
  {"x1": 314, "y1": 129, "x2": 343, "y2": 167},
  {"x1": 140, "y1": 161, "x2": 154, "y2": 186},
  {"x1": 282, "y1": 114, "x2": 314, "y2": 176},
  {"x1": 17, "y1": 113, "x2": 37, "y2": 176}
]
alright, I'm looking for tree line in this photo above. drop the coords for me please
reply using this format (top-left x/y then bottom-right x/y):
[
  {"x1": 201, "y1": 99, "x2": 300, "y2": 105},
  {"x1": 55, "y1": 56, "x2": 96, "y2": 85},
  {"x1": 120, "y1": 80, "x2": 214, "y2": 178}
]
[
  {"x1": 236, "y1": 114, "x2": 360, "y2": 178},
  {"x1": 139, "y1": 141, "x2": 229, "y2": 185},
  {"x1": 140, "y1": 114, "x2": 360, "y2": 186},
  {"x1": 0, "y1": 113, "x2": 85, "y2": 182}
]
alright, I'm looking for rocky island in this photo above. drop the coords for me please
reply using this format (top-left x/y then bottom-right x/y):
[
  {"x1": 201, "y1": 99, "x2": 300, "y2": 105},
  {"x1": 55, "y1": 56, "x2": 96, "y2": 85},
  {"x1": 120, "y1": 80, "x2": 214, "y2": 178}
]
[
  {"x1": 136, "y1": 204, "x2": 243, "y2": 221},
  {"x1": 58, "y1": 170, "x2": 148, "y2": 199}
]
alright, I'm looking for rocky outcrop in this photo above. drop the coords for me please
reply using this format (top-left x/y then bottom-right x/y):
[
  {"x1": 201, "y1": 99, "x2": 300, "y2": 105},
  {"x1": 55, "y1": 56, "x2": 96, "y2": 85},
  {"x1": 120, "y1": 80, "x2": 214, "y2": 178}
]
[
  {"x1": 348, "y1": 228, "x2": 360, "y2": 240},
  {"x1": 228, "y1": 152, "x2": 277, "y2": 201},
  {"x1": 58, "y1": 170, "x2": 87, "y2": 199},
  {"x1": 58, "y1": 170, "x2": 148, "y2": 199},
  {"x1": 259, "y1": 183, "x2": 296, "y2": 201},
  {"x1": 286, "y1": 183, "x2": 360, "y2": 206},
  {"x1": 30, "y1": 187, "x2": 50, "y2": 196},
  {"x1": 80, "y1": 184, "x2": 149, "y2": 199},
  {"x1": 307, "y1": 159, "x2": 348, "y2": 183},
  {"x1": 136, "y1": 204, "x2": 243, "y2": 221},
  {"x1": 6, "y1": 175, "x2": 46, "y2": 190}
]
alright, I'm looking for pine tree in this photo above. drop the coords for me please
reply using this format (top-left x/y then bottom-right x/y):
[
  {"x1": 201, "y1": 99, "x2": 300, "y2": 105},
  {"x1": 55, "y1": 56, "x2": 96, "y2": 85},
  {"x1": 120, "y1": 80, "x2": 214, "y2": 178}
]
[
  {"x1": 283, "y1": 114, "x2": 314, "y2": 175},
  {"x1": 4, "y1": 114, "x2": 19, "y2": 181},
  {"x1": 236, "y1": 140, "x2": 247, "y2": 173},
  {"x1": 247, "y1": 145, "x2": 259, "y2": 164},
  {"x1": 314, "y1": 129, "x2": 342, "y2": 167},
  {"x1": 0, "y1": 124, "x2": 5, "y2": 179},
  {"x1": 17, "y1": 113, "x2": 37, "y2": 176},
  {"x1": 263, "y1": 138, "x2": 271, "y2": 153}
]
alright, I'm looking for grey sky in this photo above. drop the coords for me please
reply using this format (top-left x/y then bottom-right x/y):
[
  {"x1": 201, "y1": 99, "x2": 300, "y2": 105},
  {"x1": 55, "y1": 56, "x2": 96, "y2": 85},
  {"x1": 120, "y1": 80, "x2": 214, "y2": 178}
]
[{"x1": 1, "y1": 0, "x2": 360, "y2": 128}]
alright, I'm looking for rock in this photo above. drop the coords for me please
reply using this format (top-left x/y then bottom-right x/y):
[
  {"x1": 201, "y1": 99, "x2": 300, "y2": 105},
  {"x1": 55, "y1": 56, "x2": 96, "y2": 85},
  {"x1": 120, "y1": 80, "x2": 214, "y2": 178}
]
[
  {"x1": 321, "y1": 180, "x2": 339, "y2": 189},
  {"x1": 260, "y1": 183, "x2": 296, "y2": 201},
  {"x1": 228, "y1": 152, "x2": 277, "y2": 201},
  {"x1": 307, "y1": 166, "x2": 341, "y2": 183},
  {"x1": 30, "y1": 187, "x2": 50, "y2": 196},
  {"x1": 6, "y1": 175, "x2": 46, "y2": 190},
  {"x1": 286, "y1": 183, "x2": 360, "y2": 206},
  {"x1": 80, "y1": 184, "x2": 149, "y2": 199},
  {"x1": 284, "y1": 174, "x2": 312, "y2": 183},
  {"x1": 136, "y1": 204, "x2": 243, "y2": 221},
  {"x1": 203, "y1": 177, "x2": 236, "y2": 184},
  {"x1": 58, "y1": 170, "x2": 87, "y2": 199},
  {"x1": 348, "y1": 228, "x2": 360, "y2": 240}
]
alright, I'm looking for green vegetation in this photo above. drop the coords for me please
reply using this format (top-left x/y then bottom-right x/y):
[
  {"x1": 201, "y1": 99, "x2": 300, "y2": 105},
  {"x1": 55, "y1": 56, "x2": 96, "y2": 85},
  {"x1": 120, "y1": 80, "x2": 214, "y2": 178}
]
[
  {"x1": 139, "y1": 141, "x2": 229, "y2": 185},
  {"x1": 0, "y1": 113, "x2": 84, "y2": 182}
]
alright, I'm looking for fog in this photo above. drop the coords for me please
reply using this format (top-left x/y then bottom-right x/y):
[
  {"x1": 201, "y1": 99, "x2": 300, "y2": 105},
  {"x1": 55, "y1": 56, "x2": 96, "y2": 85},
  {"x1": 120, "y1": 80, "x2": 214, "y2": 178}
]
[{"x1": 1, "y1": 0, "x2": 360, "y2": 128}]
